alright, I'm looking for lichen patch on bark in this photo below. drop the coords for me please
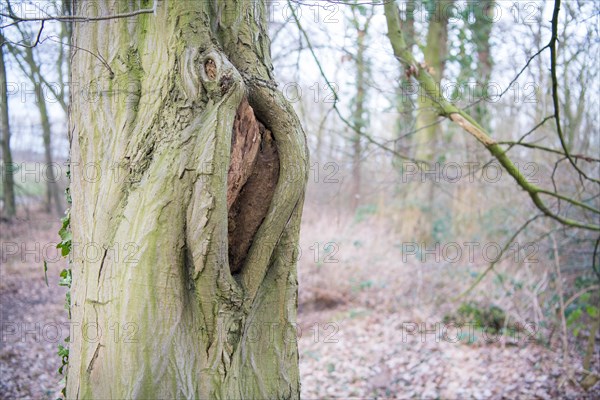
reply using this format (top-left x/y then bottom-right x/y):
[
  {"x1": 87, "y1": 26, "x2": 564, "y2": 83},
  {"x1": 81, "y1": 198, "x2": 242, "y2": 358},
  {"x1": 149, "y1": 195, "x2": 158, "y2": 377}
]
[{"x1": 227, "y1": 97, "x2": 279, "y2": 274}]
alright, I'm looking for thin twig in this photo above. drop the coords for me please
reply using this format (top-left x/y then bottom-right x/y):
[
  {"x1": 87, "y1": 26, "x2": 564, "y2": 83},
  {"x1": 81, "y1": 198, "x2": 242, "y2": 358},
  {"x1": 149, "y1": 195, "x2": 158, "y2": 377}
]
[
  {"x1": 286, "y1": 0, "x2": 419, "y2": 164},
  {"x1": 549, "y1": 0, "x2": 600, "y2": 185},
  {"x1": 383, "y1": 0, "x2": 600, "y2": 231},
  {"x1": 0, "y1": 5, "x2": 155, "y2": 29},
  {"x1": 552, "y1": 233, "x2": 578, "y2": 388},
  {"x1": 498, "y1": 141, "x2": 600, "y2": 163},
  {"x1": 464, "y1": 45, "x2": 549, "y2": 112},
  {"x1": 47, "y1": 37, "x2": 114, "y2": 79},
  {"x1": 564, "y1": 285, "x2": 600, "y2": 310},
  {"x1": 593, "y1": 235, "x2": 600, "y2": 281},
  {"x1": 10, "y1": 20, "x2": 45, "y2": 48},
  {"x1": 452, "y1": 214, "x2": 543, "y2": 301}
]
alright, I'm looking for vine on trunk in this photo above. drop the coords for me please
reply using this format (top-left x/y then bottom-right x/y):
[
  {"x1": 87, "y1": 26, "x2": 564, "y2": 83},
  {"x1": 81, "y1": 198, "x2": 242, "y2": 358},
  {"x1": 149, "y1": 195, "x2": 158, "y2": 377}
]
[{"x1": 55, "y1": 164, "x2": 72, "y2": 399}]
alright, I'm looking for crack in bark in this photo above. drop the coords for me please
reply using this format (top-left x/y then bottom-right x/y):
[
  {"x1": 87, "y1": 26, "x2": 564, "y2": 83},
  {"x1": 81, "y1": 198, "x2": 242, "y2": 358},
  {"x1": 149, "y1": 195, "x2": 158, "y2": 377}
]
[
  {"x1": 97, "y1": 248, "x2": 108, "y2": 286},
  {"x1": 86, "y1": 343, "x2": 102, "y2": 374},
  {"x1": 227, "y1": 97, "x2": 279, "y2": 274}
]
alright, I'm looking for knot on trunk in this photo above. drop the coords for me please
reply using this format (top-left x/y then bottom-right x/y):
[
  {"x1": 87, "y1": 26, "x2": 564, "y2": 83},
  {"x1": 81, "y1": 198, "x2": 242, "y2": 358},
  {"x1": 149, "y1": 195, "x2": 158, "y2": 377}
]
[{"x1": 180, "y1": 48, "x2": 241, "y2": 101}]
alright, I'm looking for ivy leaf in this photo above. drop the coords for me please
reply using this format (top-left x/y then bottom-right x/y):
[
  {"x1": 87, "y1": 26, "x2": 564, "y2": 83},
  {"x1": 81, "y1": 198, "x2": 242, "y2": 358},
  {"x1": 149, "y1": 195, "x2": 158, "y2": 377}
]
[
  {"x1": 58, "y1": 215, "x2": 70, "y2": 239},
  {"x1": 58, "y1": 269, "x2": 72, "y2": 287},
  {"x1": 580, "y1": 293, "x2": 591, "y2": 304},
  {"x1": 57, "y1": 214, "x2": 72, "y2": 257},
  {"x1": 566, "y1": 308, "x2": 582, "y2": 327},
  {"x1": 59, "y1": 230, "x2": 72, "y2": 242},
  {"x1": 43, "y1": 260, "x2": 49, "y2": 287},
  {"x1": 57, "y1": 239, "x2": 72, "y2": 257},
  {"x1": 65, "y1": 291, "x2": 71, "y2": 311},
  {"x1": 57, "y1": 344, "x2": 69, "y2": 358}
]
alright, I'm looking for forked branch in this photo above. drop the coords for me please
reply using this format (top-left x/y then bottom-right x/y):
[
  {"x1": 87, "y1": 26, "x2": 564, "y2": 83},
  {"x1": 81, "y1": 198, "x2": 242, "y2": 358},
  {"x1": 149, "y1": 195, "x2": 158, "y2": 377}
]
[{"x1": 383, "y1": 0, "x2": 600, "y2": 231}]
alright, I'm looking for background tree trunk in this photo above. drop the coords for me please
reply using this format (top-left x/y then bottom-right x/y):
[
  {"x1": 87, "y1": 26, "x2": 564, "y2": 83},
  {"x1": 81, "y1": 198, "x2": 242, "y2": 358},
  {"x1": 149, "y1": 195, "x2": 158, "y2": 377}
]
[
  {"x1": 67, "y1": 1, "x2": 308, "y2": 398},
  {"x1": 451, "y1": 0, "x2": 494, "y2": 239},
  {"x1": 412, "y1": 0, "x2": 451, "y2": 242},
  {"x1": 0, "y1": 37, "x2": 17, "y2": 218},
  {"x1": 7, "y1": 38, "x2": 64, "y2": 216},
  {"x1": 349, "y1": 7, "x2": 373, "y2": 212},
  {"x1": 36, "y1": 74, "x2": 63, "y2": 216}
]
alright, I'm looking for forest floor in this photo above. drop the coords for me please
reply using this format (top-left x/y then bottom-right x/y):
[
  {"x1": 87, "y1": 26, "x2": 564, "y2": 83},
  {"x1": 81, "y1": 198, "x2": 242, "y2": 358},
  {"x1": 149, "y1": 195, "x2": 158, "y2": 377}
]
[
  {"x1": 0, "y1": 212, "x2": 68, "y2": 399},
  {"x1": 0, "y1": 209, "x2": 598, "y2": 399},
  {"x1": 297, "y1": 306, "x2": 598, "y2": 399}
]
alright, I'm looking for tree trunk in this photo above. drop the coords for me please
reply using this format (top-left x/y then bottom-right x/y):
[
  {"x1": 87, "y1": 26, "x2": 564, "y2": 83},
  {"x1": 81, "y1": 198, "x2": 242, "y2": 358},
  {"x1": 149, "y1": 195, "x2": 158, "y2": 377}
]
[
  {"x1": 37, "y1": 78, "x2": 63, "y2": 216},
  {"x1": 414, "y1": 0, "x2": 450, "y2": 160},
  {"x1": 412, "y1": 1, "x2": 450, "y2": 242},
  {"x1": 67, "y1": 1, "x2": 308, "y2": 398},
  {"x1": 472, "y1": 0, "x2": 494, "y2": 129},
  {"x1": 351, "y1": 26, "x2": 368, "y2": 211},
  {"x1": 12, "y1": 43, "x2": 64, "y2": 215},
  {"x1": 0, "y1": 36, "x2": 16, "y2": 218},
  {"x1": 450, "y1": 0, "x2": 494, "y2": 239}
]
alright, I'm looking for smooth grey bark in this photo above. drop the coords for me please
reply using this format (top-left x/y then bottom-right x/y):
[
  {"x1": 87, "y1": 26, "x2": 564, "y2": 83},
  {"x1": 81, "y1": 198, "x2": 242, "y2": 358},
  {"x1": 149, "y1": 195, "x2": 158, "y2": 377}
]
[
  {"x1": 67, "y1": 1, "x2": 307, "y2": 398},
  {"x1": 0, "y1": 38, "x2": 16, "y2": 218}
]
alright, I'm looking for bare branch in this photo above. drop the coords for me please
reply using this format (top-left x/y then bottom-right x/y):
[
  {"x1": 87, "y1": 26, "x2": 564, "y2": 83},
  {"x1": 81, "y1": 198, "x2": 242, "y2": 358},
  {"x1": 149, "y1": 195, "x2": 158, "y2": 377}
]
[
  {"x1": 497, "y1": 141, "x2": 600, "y2": 163},
  {"x1": 0, "y1": 2, "x2": 155, "y2": 29},
  {"x1": 383, "y1": 0, "x2": 600, "y2": 231},
  {"x1": 452, "y1": 213, "x2": 544, "y2": 301},
  {"x1": 593, "y1": 235, "x2": 600, "y2": 281},
  {"x1": 286, "y1": 0, "x2": 422, "y2": 165},
  {"x1": 549, "y1": 0, "x2": 600, "y2": 185},
  {"x1": 9, "y1": 20, "x2": 45, "y2": 48},
  {"x1": 48, "y1": 37, "x2": 114, "y2": 79},
  {"x1": 464, "y1": 45, "x2": 549, "y2": 112}
]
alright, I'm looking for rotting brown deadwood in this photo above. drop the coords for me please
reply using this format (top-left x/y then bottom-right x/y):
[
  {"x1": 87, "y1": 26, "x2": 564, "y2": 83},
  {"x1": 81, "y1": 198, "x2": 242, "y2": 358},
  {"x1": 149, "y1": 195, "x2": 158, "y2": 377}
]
[{"x1": 227, "y1": 97, "x2": 280, "y2": 274}]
